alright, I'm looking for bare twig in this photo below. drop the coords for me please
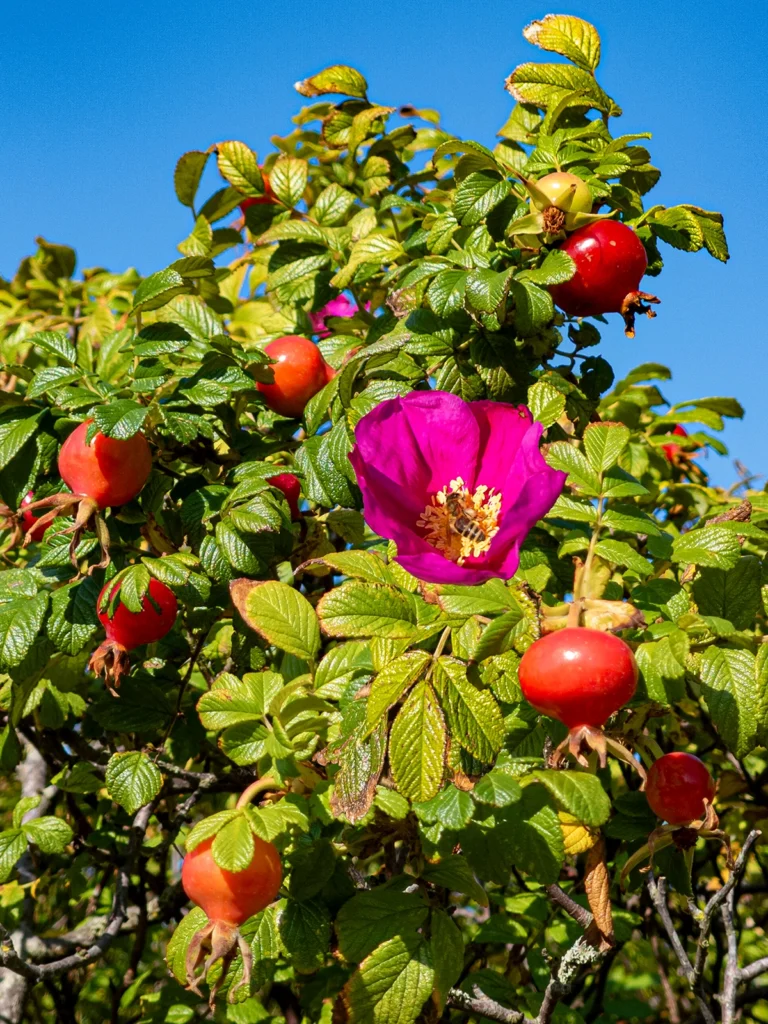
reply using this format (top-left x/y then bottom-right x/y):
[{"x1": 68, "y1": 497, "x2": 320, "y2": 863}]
[
  {"x1": 720, "y1": 888, "x2": 739, "y2": 1024},
  {"x1": 544, "y1": 884, "x2": 593, "y2": 930},
  {"x1": 737, "y1": 955, "x2": 768, "y2": 985},
  {"x1": 447, "y1": 985, "x2": 533, "y2": 1023}
]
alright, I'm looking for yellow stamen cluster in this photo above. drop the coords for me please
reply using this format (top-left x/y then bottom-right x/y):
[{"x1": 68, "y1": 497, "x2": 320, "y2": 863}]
[{"x1": 418, "y1": 476, "x2": 502, "y2": 565}]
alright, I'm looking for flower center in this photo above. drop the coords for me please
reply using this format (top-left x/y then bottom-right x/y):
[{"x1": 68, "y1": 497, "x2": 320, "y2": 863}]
[{"x1": 417, "y1": 476, "x2": 502, "y2": 565}]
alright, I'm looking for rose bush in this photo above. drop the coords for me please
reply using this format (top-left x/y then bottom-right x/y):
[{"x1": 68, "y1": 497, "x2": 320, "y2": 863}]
[{"x1": 0, "y1": 13, "x2": 765, "y2": 1024}]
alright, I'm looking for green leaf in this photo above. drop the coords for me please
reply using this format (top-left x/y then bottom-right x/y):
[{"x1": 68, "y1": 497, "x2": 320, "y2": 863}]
[
  {"x1": 595, "y1": 539, "x2": 653, "y2": 577},
  {"x1": 216, "y1": 140, "x2": 264, "y2": 195},
  {"x1": 344, "y1": 933, "x2": 434, "y2": 1024},
  {"x1": 636, "y1": 636, "x2": 687, "y2": 706},
  {"x1": 0, "y1": 412, "x2": 41, "y2": 472},
  {"x1": 23, "y1": 816, "x2": 73, "y2": 854},
  {"x1": 692, "y1": 557, "x2": 762, "y2": 631},
  {"x1": 0, "y1": 830, "x2": 27, "y2": 883},
  {"x1": 366, "y1": 652, "x2": 431, "y2": 730},
  {"x1": 105, "y1": 752, "x2": 162, "y2": 814},
  {"x1": 700, "y1": 647, "x2": 758, "y2": 757},
  {"x1": 672, "y1": 527, "x2": 741, "y2": 570},
  {"x1": 472, "y1": 770, "x2": 522, "y2": 807},
  {"x1": 389, "y1": 681, "x2": 446, "y2": 802},
  {"x1": 508, "y1": 279, "x2": 554, "y2": 336},
  {"x1": 496, "y1": 786, "x2": 564, "y2": 884},
  {"x1": 519, "y1": 250, "x2": 576, "y2": 286},
  {"x1": 317, "y1": 583, "x2": 418, "y2": 639},
  {"x1": 0, "y1": 593, "x2": 48, "y2": 671},
  {"x1": 131, "y1": 267, "x2": 189, "y2": 314},
  {"x1": 89, "y1": 678, "x2": 172, "y2": 733},
  {"x1": 230, "y1": 579, "x2": 320, "y2": 661},
  {"x1": 48, "y1": 577, "x2": 100, "y2": 655},
  {"x1": 426, "y1": 270, "x2": 467, "y2": 317},
  {"x1": 583, "y1": 422, "x2": 630, "y2": 473},
  {"x1": 421, "y1": 855, "x2": 488, "y2": 906},
  {"x1": 301, "y1": 551, "x2": 394, "y2": 585},
  {"x1": 185, "y1": 809, "x2": 241, "y2": 852},
  {"x1": 545, "y1": 441, "x2": 600, "y2": 494},
  {"x1": 506, "y1": 62, "x2": 617, "y2": 116},
  {"x1": 167, "y1": 906, "x2": 208, "y2": 982},
  {"x1": 270, "y1": 158, "x2": 308, "y2": 208},
  {"x1": 601, "y1": 503, "x2": 660, "y2": 537},
  {"x1": 295, "y1": 65, "x2": 368, "y2": 99},
  {"x1": 174, "y1": 151, "x2": 209, "y2": 208},
  {"x1": 523, "y1": 13, "x2": 601, "y2": 71},
  {"x1": 91, "y1": 400, "x2": 148, "y2": 440},
  {"x1": 453, "y1": 172, "x2": 512, "y2": 227},
  {"x1": 434, "y1": 657, "x2": 504, "y2": 761},
  {"x1": 197, "y1": 671, "x2": 283, "y2": 729},
  {"x1": 330, "y1": 719, "x2": 387, "y2": 824},
  {"x1": 430, "y1": 910, "x2": 465, "y2": 1012},
  {"x1": 528, "y1": 770, "x2": 611, "y2": 826},
  {"x1": 414, "y1": 785, "x2": 474, "y2": 830},
  {"x1": 311, "y1": 183, "x2": 357, "y2": 226},
  {"x1": 212, "y1": 812, "x2": 255, "y2": 873},
  {"x1": 337, "y1": 886, "x2": 429, "y2": 963},
  {"x1": 27, "y1": 366, "x2": 83, "y2": 398},
  {"x1": 29, "y1": 329, "x2": 77, "y2": 364},
  {"x1": 245, "y1": 796, "x2": 310, "y2": 843},
  {"x1": 279, "y1": 899, "x2": 331, "y2": 973},
  {"x1": 527, "y1": 381, "x2": 566, "y2": 429}
]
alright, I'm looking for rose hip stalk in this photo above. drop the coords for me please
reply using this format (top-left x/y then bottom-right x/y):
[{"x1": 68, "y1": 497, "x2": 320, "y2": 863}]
[
  {"x1": 550, "y1": 220, "x2": 660, "y2": 338},
  {"x1": 518, "y1": 627, "x2": 642, "y2": 774},
  {"x1": 181, "y1": 781, "x2": 282, "y2": 1003},
  {"x1": 89, "y1": 576, "x2": 177, "y2": 694},
  {"x1": 21, "y1": 420, "x2": 153, "y2": 570}
]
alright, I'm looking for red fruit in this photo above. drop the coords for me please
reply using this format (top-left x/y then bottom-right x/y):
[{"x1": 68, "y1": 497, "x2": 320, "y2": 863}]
[
  {"x1": 182, "y1": 836, "x2": 282, "y2": 926},
  {"x1": 58, "y1": 420, "x2": 152, "y2": 508},
  {"x1": 662, "y1": 424, "x2": 688, "y2": 462},
  {"x1": 239, "y1": 173, "x2": 277, "y2": 211},
  {"x1": 646, "y1": 752, "x2": 716, "y2": 825},
  {"x1": 550, "y1": 220, "x2": 660, "y2": 337},
  {"x1": 20, "y1": 492, "x2": 48, "y2": 542},
  {"x1": 97, "y1": 577, "x2": 178, "y2": 650},
  {"x1": 257, "y1": 335, "x2": 332, "y2": 418},
  {"x1": 519, "y1": 627, "x2": 638, "y2": 729},
  {"x1": 267, "y1": 473, "x2": 302, "y2": 519}
]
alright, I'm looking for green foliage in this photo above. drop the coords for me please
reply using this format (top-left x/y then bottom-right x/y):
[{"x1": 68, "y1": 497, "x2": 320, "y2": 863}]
[{"x1": 0, "y1": 12, "x2": 764, "y2": 1024}]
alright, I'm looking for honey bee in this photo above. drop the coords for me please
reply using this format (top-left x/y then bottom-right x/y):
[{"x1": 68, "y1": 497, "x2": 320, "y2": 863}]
[{"x1": 444, "y1": 491, "x2": 486, "y2": 544}]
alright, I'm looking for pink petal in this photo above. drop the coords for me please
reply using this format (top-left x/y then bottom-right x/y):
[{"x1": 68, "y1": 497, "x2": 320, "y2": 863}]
[
  {"x1": 469, "y1": 401, "x2": 536, "y2": 494},
  {"x1": 395, "y1": 550, "x2": 504, "y2": 585}
]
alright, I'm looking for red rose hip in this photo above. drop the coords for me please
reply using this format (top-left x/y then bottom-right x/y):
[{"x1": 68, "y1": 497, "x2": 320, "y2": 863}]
[
  {"x1": 182, "y1": 835, "x2": 282, "y2": 926},
  {"x1": 519, "y1": 627, "x2": 638, "y2": 729},
  {"x1": 267, "y1": 472, "x2": 302, "y2": 519},
  {"x1": 59, "y1": 420, "x2": 152, "y2": 508},
  {"x1": 646, "y1": 752, "x2": 716, "y2": 825},
  {"x1": 256, "y1": 335, "x2": 333, "y2": 418},
  {"x1": 550, "y1": 220, "x2": 660, "y2": 337}
]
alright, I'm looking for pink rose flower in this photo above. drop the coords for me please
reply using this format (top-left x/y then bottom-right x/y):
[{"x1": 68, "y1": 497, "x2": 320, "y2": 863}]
[
  {"x1": 349, "y1": 390, "x2": 566, "y2": 585},
  {"x1": 308, "y1": 295, "x2": 359, "y2": 338}
]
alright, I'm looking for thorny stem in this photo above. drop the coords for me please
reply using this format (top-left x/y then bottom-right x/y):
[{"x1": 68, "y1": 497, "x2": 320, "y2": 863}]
[{"x1": 157, "y1": 629, "x2": 208, "y2": 753}]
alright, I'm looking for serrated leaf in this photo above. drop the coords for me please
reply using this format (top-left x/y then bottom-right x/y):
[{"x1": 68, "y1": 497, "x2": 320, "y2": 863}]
[
  {"x1": 91, "y1": 400, "x2": 148, "y2": 440},
  {"x1": 545, "y1": 441, "x2": 600, "y2": 494},
  {"x1": 472, "y1": 770, "x2": 522, "y2": 807},
  {"x1": 523, "y1": 14, "x2": 601, "y2": 71},
  {"x1": 167, "y1": 905, "x2": 209, "y2": 982},
  {"x1": 132, "y1": 267, "x2": 189, "y2": 314},
  {"x1": 216, "y1": 140, "x2": 263, "y2": 195},
  {"x1": 496, "y1": 786, "x2": 564, "y2": 884},
  {"x1": 295, "y1": 65, "x2": 368, "y2": 99},
  {"x1": 29, "y1": 329, "x2": 77, "y2": 364},
  {"x1": 0, "y1": 413, "x2": 42, "y2": 472},
  {"x1": 672, "y1": 527, "x2": 741, "y2": 570},
  {"x1": 48, "y1": 577, "x2": 100, "y2": 655},
  {"x1": 279, "y1": 899, "x2": 330, "y2": 973},
  {"x1": 508, "y1": 278, "x2": 554, "y2": 335},
  {"x1": 105, "y1": 752, "x2": 162, "y2": 814},
  {"x1": 23, "y1": 816, "x2": 73, "y2": 854},
  {"x1": 414, "y1": 785, "x2": 474, "y2": 830},
  {"x1": 230, "y1": 579, "x2": 320, "y2": 661},
  {"x1": 344, "y1": 933, "x2": 433, "y2": 1024},
  {"x1": 528, "y1": 770, "x2": 610, "y2": 826},
  {"x1": 337, "y1": 887, "x2": 429, "y2": 963},
  {"x1": 366, "y1": 652, "x2": 431, "y2": 730},
  {"x1": 520, "y1": 250, "x2": 576, "y2": 286},
  {"x1": 430, "y1": 910, "x2": 464, "y2": 1012},
  {"x1": 0, "y1": 593, "x2": 48, "y2": 671},
  {"x1": 700, "y1": 646, "x2": 758, "y2": 757},
  {"x1": 212, "y1": 812, "x2": 255, "y2": 872},
  {"x1": 527, "y1": 381, "x2": 566, "y2": 429},
  {"x1": 595, "y1": 539, "x2": 652, "y2": 576},
  {"x1": 317, "y1": 582, "x2": 418, "y2": 639},
  {"x1": 197, "y1": 671, "x2": 283, "y2": 729},
  {"x1": 174, "y1": 151, "x2": 209, "y2": 209},
  {"x1": 434, "y1": 657, "x2": 504, "y2": 762},
  {"x1": 270, "y1": 158, "x2": 308, "y2": 208},
  {"x1": 421, "y1": 855, "x2": 488, "y2": 906},
  {"x1": 389, "y1": 681, "x2": 446, "y2": 802},
  {"x1": 185, "y1": 809, "x2": 242, "y2": 852},
  {"x1": 506, "y1": 62, "x2": 617, "y2": 116},
  {"x1": 0, "y1": 830, "x2": 27, "y2": 884},
  {"x1": 453, "y1": 171, "x2": 512, "y2": 227},
  {"x1": 583, "y1": 422, "x2": 630, "y2": 473}
]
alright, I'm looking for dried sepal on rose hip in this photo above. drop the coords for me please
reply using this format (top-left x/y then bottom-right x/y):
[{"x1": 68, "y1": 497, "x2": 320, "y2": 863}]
[
  {"x1": 621, "y1": 752, "x2": 728, "y2": 884},
  {"x1": 180, "y1": 782, "x2": 283, "y2": 1004},
  {"x1": 89, "y1": 575, "x2": 177, "y2": 694},
  {"x1": 18, "y1": 420, "x2": 153, "y2": 571},
  {"x1": 518, "y1": 626, "x2": 643, "y2": 777}
]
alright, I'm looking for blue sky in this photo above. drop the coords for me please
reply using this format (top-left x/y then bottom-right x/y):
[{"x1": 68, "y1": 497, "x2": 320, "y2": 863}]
[{"x1": 3, "y1": 0, "x2": 766, "y2": 487}]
